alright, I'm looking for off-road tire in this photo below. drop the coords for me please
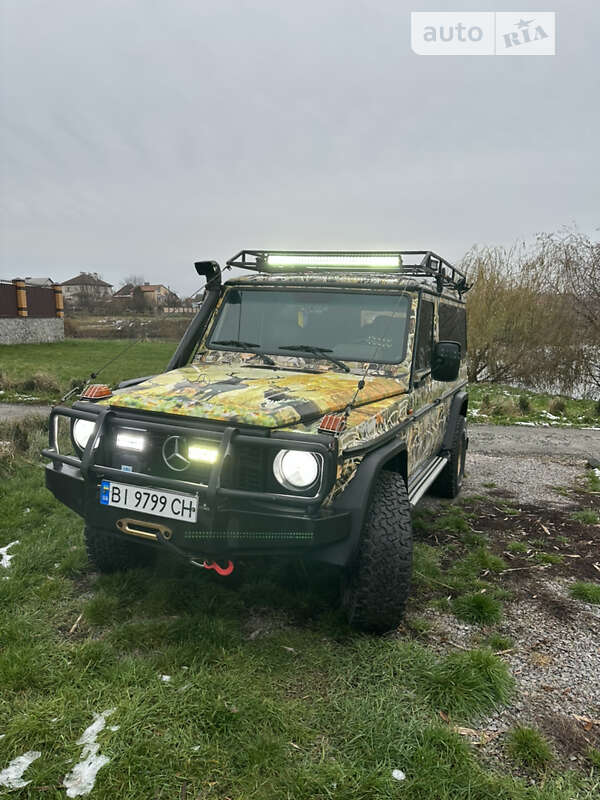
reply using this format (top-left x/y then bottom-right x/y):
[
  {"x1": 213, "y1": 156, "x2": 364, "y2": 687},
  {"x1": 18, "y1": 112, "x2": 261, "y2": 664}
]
[
  {"x1": 342, "y1": 471, "x2": 413, "y2": 633},
  {"x1": 84, "y1": 526, "x2": 155, "y2": 573},
  {"x1": 432, "y1": 415, "x2": 467, "y2": 499}
]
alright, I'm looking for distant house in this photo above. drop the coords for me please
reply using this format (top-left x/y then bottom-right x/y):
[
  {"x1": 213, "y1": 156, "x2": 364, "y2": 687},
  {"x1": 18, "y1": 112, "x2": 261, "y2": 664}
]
[
  {"x1": 140, "y1": 283, "x2": 174, "y2": 306},
  {"x1": 61, "y1": 272, "x2": 113, "y2": 306},
  {"x1": 25, "y1": 277, "x2": 56, "y2": 287},
  {"x1": 114, "y1": 282, "x2": 178, "y2": 307}
]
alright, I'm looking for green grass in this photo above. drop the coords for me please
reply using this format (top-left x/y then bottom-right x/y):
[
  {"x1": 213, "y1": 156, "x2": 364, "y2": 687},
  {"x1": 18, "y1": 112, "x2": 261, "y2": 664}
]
[
  {"x1": 452, "y1": 593, "x2": 503, "y2": 625},
  {"x1": 584, "y1": 470, "x2": 600, "y2": 493},
  {"x1": 1, "y1": 425, "x2": 598, "y2": 798},
  {"x1": 482, "y1": 633, "x2": 514, "y2": 652},
  {"x1": 418, "y1": 648, "x2": 513, "y2": 718},
  {"x1": 0, "y1": 339, "x2": 176, "y2": 403},
  {"x1": 507, "y1": 726, "x2": 553, "y2": 769},
  {"x1": 534, "y1": 552, "x2": 564, "y2": 565},
  {"x1": 467, "y1": 383, "x2": 598, "y2": 428},
  {"x1": 508, "y1": 541, "x2": 529, "y2": 554},
  {"x1": 569, "y1": 581, "x2": 600, "y2": 605},
  {"x1": 571, "y1": 509, "x2": 600, "y2": 525}
]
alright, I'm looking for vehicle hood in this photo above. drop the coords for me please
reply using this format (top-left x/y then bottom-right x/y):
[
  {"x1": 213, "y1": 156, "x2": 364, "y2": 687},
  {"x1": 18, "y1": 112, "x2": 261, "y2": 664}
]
[{"x1": 108, "y1": 364, "x2": 407, "y2": 428}]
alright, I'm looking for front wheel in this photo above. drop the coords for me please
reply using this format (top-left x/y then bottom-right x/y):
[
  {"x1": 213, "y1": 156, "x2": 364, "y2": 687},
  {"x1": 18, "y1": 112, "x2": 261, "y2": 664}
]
[{"x1": 342, "y1": 471, "x2": 413, "y2": 633}]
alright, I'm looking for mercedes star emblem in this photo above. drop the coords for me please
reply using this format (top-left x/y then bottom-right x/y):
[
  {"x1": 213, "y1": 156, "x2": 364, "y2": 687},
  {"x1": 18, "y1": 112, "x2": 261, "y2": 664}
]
[{"x1": 162, "y1": 435, "x2": 190, "y2": 471}]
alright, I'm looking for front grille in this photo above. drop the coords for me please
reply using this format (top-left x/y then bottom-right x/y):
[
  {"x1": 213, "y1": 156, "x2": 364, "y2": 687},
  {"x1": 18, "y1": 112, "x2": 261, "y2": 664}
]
[
  {"x1": 231, "y1": 443, "x2": 267, "y2": 492},
  {"x1": 98, "y1": 420, "x2": 269, "y2": 493}
]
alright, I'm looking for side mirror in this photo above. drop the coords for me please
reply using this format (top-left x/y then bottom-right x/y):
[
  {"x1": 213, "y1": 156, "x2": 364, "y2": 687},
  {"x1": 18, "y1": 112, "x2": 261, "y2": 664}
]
[
  {"x1": 195, "y1": 260, "x2": 221, "y2": 288},
  {"x1": 431, "y1": 341, "x2": 461, "y2": 382}
]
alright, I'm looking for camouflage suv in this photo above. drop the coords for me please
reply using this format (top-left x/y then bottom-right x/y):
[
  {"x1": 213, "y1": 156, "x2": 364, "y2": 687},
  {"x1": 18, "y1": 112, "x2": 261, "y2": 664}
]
[{"x1": 44, "y1": 250, "x2": 469, "y2": 632}]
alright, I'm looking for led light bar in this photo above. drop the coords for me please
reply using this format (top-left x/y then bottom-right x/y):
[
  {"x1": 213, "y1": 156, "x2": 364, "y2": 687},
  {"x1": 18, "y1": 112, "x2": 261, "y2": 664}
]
[
  {"x1": 188, "y1": 443, "x2": 219, "y2": 464},
  {"x1": 116, "y1": 431, "x2": 146, "y2": 452},
  {"x1": 266, "y1": 254, "x2": 401, "y2": 269}
]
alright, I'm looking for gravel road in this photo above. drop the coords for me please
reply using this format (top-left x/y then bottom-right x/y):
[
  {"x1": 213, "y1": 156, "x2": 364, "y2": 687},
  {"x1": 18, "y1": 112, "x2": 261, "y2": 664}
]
[{"x1": 465, "y1": 424, "x2": 599, "y2": 506}]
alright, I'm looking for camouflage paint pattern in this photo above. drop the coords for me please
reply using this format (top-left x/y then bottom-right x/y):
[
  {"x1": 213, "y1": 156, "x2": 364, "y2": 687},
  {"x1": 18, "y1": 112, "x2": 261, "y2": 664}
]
[
  {"x1": 105, "y1": 272, "x2": 467, "y2": 504},
  {"x1": 107, "y1": 363, "x2": 407, "y2": 428}
]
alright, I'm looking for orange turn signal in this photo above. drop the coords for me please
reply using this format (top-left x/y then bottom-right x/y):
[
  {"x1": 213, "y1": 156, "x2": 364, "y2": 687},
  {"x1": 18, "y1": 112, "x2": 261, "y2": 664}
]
[
  {"x1": 81, "y1": 383, "x2": 112, "y2": 400},
  {"x1": 318, "y1": 413, "x2": 347, "y2": 434}
]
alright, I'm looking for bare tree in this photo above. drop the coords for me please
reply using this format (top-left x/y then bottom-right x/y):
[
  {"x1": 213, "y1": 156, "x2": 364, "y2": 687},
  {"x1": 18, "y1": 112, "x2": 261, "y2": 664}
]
[{"x1": 461, "y1": 235, "x2": 591, "y2": 396}]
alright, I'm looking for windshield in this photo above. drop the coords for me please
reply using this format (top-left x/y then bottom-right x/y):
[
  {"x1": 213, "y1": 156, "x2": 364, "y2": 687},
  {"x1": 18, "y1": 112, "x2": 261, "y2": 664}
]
[{"x1": 205, "y1": 288, "x2": 411, "y2": 364}]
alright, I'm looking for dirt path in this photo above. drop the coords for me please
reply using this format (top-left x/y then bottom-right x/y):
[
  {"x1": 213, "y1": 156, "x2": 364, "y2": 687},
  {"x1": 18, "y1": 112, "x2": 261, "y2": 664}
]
[{"x1": 0, "y1": 403, "x2": 51, "y2": 421}]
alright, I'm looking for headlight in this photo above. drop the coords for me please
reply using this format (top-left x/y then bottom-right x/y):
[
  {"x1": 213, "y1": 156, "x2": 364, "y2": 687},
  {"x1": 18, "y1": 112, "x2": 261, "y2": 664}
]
[
  {"x1": 72, "y1": 419, "x2": 98, "y2": 451},
  {"x1": 273, "y1": 449, "x2": 320, "y2": 491}
]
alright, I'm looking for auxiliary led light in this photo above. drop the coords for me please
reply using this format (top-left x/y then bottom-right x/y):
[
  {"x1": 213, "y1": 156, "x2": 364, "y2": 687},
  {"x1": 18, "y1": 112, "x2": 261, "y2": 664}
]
[
  {"x1": 188, "y1": 444, "x2": 219, "y2": 464},
  {"x1": 266, "y1": 254, "x2": 401, "y2": 269},
  {"x1": 116, "y1": 431, "x2": 146, "y2": 452}
]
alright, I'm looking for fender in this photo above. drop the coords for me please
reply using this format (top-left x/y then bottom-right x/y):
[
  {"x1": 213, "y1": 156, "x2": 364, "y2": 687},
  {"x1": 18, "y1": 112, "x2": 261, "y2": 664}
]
[
  {"x1": 308, "y1": 437, "x2": 409, "y2": 567},
  {"x1": 441, "y1": 390, "x2": 468, "y2": 451}
]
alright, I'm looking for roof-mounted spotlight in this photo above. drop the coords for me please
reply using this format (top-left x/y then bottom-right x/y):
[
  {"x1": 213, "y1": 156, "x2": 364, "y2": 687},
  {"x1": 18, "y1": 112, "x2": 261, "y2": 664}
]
[{"x1": 195, "y1": 260, "x2": 221, "y2": 288}]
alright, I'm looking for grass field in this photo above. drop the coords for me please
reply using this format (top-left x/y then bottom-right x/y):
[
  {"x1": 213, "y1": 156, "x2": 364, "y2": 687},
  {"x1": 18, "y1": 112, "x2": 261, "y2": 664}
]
[
  {"x1": 0, "y1": 419, "x2": 598, "y2": 798},
  {"x1": 467, "y1": 384, "x2": 599, "y2": 428},
  {"x1": 0, "y1": 339, "x2": 177, "y2": 403},
  {"x1": 1, "y1": 339, "x2": 599, "y2": 428}
]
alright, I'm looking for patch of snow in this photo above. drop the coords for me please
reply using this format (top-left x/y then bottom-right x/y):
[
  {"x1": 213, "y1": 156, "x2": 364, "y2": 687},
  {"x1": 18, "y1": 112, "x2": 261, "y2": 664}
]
[
  {"x1": 0, "y1": 750, "x2": 41, "y2": 789},
  {"x1": 469, "y1": 408, "x2": 488, "y2": 418},
  {"x1": 392, "y1": 769, "x2": 406, "y2": 781},
  {"x1": 161, "y1": 674, "x2": 171, "y2": 683},
  {"x1": 540, "y1": 411, "x2": 560, "y2": 420},
  {"x1": 515, "y1": 421, "x2": 536, "y2": 427},
  {"x1": 594, "y1": 468, "x2": 600, "y2": 479},
  {"x1": 583, "y1": 426, "x2": 600, "y2": 431},
  {"x1": 0, "y1": 541, "x2": 19, "y2": 569},
  {"x1": 62, "y1": 709, "x2": 116, "y2": 798}
]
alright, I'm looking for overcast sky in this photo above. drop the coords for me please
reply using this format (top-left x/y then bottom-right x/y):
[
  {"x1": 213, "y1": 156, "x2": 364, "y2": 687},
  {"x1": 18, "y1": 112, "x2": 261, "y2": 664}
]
[{"x1": 1, "y1": 0, "x2": 598, "y2": 297}]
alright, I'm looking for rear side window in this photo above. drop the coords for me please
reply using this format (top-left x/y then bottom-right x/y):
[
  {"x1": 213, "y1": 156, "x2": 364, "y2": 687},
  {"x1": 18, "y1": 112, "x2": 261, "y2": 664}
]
[
  {"x1": 439, "y1": 303, "x2": 467, "y2": 356},
  {"x1": 414, "y1": 299, "x2": 434, "y2": 371}
]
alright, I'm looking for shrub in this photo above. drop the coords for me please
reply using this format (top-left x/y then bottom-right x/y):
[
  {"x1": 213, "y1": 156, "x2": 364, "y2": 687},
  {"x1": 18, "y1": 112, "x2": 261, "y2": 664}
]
[
  {"x1": 518, "y1": 395, "x2": 531, "y2": 414},
  {"x1": 548, "y1": 397, "x2": 567, "y2": 416},
  {"x1": 18, "y1": 371, "x2": 61, "y2": 394},
  {"x1": 507, "y1": 726, "x2": 552, "y2": 769},
  {"x1": 63, "y1": 317, "x2": 81, "y2": 338}
]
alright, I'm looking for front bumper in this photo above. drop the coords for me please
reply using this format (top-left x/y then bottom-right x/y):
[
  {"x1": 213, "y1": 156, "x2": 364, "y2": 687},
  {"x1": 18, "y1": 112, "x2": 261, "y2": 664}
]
[{"x1": 43, "y1": 403, "x2": 351, "y2": 562}]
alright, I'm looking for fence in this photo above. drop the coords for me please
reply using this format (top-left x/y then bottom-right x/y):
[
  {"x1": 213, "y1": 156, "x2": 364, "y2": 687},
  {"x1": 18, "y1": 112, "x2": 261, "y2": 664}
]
[{"x1": 0, "y1": 280, "x2": 63, "y2": 318}]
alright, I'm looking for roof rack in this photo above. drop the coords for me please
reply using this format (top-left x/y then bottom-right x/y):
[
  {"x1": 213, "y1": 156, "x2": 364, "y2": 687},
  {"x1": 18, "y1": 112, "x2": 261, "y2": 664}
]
[{"x1": 225, "y1": 250, "x2": 471, "y2": 296}]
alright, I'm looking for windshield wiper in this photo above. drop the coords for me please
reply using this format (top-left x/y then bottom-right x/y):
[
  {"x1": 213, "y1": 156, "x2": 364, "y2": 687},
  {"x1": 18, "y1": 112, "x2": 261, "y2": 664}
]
[
  {"x1": 212, "y1": 339, "x2": 276, "y2": 366},
  {"x1": 279, "y1": 344, "x2": 350, "y2": 373}
]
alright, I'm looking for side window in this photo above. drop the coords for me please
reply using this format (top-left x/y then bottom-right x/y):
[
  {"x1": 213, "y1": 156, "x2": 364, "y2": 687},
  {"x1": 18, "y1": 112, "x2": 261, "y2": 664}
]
[
  {"x1": 415, "y1": 299, "x2": 434, "y2": 371},
  {"x1": 439, "y1": 303, "x2": 467, "y2": 357}
]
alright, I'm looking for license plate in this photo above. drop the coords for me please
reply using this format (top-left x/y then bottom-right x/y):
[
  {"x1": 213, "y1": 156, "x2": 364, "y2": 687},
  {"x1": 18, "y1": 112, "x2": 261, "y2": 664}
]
[{"x1": 99, "y1": 480, "x2": 198, "y2": 523}]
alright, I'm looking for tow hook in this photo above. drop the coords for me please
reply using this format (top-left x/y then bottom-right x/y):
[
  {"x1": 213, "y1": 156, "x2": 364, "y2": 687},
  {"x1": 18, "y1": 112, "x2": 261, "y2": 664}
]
[{"x1": 191, "y1": 559, "x2": 235, "y2": 576}]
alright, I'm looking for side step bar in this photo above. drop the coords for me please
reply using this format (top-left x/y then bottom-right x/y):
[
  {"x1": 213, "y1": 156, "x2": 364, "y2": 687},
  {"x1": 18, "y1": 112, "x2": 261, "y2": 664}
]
[{"x1": 407, "y1": 455, "x2": 448, "y2": 507}]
